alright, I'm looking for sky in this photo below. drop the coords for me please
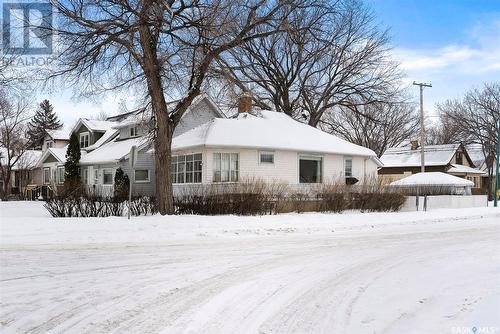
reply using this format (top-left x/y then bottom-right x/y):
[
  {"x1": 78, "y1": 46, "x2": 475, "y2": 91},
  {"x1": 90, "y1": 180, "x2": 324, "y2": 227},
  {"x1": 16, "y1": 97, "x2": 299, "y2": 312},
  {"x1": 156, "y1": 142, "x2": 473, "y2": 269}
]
[
  {"x1": 367, "y1": 0, "x2": 500, "y2": 118},
  {"x1": 32, "y1": 0, "x2": 500, "y2": 126}
]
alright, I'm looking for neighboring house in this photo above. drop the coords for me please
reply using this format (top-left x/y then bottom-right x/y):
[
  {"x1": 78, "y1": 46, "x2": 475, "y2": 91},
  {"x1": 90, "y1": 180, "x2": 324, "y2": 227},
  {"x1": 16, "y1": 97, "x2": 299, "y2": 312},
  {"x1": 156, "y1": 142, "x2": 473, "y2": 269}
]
[
  {"x1": 0, "y1": 149, "x2": 42, "y2": 198},
  {"x1": 466, "y1": 144, "x2": 497, "y2": 195},
  {"x1": 42, "y1": 127, "x2": 71, "y2": 151},
  {"x1": 379, "y1": 142, "x2": 486, "y2": 192},
  {"x1": 168, "y1": 96, "x2": 381, "y2": 192}
]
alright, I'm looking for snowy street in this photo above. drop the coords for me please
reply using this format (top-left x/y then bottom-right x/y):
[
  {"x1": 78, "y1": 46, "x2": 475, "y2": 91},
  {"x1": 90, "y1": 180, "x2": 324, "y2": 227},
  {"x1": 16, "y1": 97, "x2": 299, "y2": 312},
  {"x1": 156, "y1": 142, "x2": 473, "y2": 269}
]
[{"x1": 1, "y1": 202, "x2": 499, "y2": 334}]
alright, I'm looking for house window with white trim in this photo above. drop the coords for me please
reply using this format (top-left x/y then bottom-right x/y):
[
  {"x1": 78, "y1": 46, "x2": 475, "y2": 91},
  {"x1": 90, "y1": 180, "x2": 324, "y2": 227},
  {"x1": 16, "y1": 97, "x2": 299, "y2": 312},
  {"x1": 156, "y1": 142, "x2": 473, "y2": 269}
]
[
  {"x1": 103, "y1": 169, "x2": 113, "y2": 185},
  {"x1": 130, "y1": 126, "x2": 137, "y2": 137},
  {"x1": 344, "y1": 157, "x2": 353, "y2": 177},
  {"x1": 299, "y1": 155, "x2": 322, "y2": 183},
  {"x1": 45, "y1": 141, "x2": 53, "y2": 150},
  {"x1": 43, "y1": 167, "x2": 51, "y2": 184},
  {"x1": 259, "y1": 151, "x2": 274, "y2": 164},
  {"x1": 57, "y1": 167, "x2": 65, "y2": 184},
  {"x1": 213, "y1": 153, "x2": 239, "y2": 182},
  {"x1": 135, "y1": 169, "x2": 150, "y2": 183},
  {"x1": 80, "y1": 132, "x2": 90, "y2": 148},
  {"x1": 171, "y1": 153, "x2": 202, "y2": 184}
]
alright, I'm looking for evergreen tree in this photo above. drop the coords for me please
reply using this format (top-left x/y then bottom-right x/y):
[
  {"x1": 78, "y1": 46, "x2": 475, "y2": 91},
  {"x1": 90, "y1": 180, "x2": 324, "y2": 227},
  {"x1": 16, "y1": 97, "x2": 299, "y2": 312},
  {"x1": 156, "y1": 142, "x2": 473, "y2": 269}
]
[
  {"x1": 64, "y1": 133, "x2": 81, "y2": 188},
  {"x1": 114, "y1": 168, "x2": 130, "y2": 199},
  {"x1": 27, "y1": 99, "x2": 62, "y2": 148}
]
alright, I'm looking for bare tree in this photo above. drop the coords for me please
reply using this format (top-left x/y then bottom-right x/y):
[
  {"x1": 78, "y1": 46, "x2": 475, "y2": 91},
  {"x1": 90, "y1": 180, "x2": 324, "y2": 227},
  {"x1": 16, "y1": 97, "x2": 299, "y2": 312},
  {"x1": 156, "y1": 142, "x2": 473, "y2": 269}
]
[
  {"x1": 434, "y1": 82, "x2": 499, "y2": 198},
  {"x1": 426, "y1": 104, "x2": 464, "y2": 145},
  {"x1": 321, "y1": 99, "x2": 419, "y2": 156},
  {"x1": 0, "y1": 91, "x2": 31, "y2": 200},
  {"x1": 50, "y1": 0, "x2": 300, "y2": 214},
  {"x1": 216, "y1": 0, "x2": 401, "y2": 126}
]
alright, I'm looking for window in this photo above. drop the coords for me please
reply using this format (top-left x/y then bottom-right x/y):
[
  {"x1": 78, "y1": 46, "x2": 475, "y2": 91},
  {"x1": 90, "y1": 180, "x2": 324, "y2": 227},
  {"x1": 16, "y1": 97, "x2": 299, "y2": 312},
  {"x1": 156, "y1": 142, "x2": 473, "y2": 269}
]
[
  {"x1": 130, "y1": 127, "x2": 137, "y2": 137},
  {"x1": 259, "y1": 151, "x2": 274, "y2": 164},
  {"x1": 299, "y1": 155, "x2": 322, "y2": 183},
  {"x1": 103, "y1": 169, "x2": 113, "y2": 185},
  {"x1": 57, "y1": 167, "x2": 65, "y2": 184},
  {"x1": 135, "y1": 169, "x2": 150, "y2": 183},
  {"x1": 80, "y1": 132, "x2": 90, "y2": 148},
  {"x1": 94, "y1": 169, "x2": 99, "y2": 184},
  {"x1": 344, "y1": 157, "x2": 353, "y2": 177},
  {"x1": 43, "y1": 167, "x2": 51, "y2": 184},
  {"x1": 171, "y1": 153, "x2": 202, "y2": 184},
  {"x1": 456, "y1": 152, "x2": 463, "y2": 165},
  {"x1": 82, "y1": 168, "x2": 88, "y2": 185},
  {"x1": 45, "y1": 141, "x2": 53, "y2": 149},
  {"x1": 467, "y1": 176, "x2": 479, "y2": 188},
  {"x1": 213, "y1": 153, "x2": 239, "y2": 182}
]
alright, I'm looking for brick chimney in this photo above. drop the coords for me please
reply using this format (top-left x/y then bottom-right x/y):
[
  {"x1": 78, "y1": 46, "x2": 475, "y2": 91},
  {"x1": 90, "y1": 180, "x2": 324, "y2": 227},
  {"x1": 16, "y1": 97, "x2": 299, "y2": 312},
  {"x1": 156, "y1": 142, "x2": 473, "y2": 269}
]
[
  {"x1": 238, "y1": 92, "x2": 252, "y2": 113},
  {"x1": 410, "y1": 140, "x2": 419, "y2": 150}
]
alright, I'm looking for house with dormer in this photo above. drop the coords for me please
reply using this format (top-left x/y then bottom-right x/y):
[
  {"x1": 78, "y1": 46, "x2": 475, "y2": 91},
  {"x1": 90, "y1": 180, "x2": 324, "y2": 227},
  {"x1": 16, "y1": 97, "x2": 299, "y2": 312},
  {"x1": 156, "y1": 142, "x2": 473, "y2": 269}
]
[
  {"x1": 34, "y1": 95, "x2": 226, "y2": 197},
  {"x1": 378, "y1": 142, "x2": 486, "y2": 192}
]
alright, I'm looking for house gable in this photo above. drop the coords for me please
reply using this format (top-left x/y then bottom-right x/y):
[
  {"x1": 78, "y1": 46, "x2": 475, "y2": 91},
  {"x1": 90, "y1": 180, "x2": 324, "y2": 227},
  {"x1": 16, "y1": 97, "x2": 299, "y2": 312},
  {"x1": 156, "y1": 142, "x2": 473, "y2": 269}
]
[
  {"x1": 174, "y1": 96, "x2": 226, "y2": 137},
  {"x1": 450, "y1": 144, "x2": 475, "y2": 168},
  {"x1": 40, "y1": 151, "x2": 61, "y2": 164}
]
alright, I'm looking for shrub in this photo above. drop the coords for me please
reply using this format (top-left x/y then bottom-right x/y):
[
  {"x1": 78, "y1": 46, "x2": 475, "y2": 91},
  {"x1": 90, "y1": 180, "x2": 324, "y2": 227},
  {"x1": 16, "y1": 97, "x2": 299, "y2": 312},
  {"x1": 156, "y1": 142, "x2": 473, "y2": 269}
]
[
  {"x1": 114, "y1": 168, "x2": 130, "y2": 199},
  {"x1": 44, "y1": 179, "x2": 406, "y2": 217}
]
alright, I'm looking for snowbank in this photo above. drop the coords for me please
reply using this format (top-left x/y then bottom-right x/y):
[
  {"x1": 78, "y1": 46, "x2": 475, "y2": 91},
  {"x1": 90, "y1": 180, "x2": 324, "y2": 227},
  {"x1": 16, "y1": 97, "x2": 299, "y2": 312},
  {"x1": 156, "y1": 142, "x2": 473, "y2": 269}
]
[{"x1": 1, "y1": 201, "x2": 499, "y2": 334}]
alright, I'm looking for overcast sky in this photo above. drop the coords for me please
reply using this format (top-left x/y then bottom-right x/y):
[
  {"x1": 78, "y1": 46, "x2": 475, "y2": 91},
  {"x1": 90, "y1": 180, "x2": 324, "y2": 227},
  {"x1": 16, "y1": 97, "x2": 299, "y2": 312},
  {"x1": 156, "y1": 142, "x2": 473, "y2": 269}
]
[{"x1": 33, "y1": 0, "x2": 500, "y2": 127}]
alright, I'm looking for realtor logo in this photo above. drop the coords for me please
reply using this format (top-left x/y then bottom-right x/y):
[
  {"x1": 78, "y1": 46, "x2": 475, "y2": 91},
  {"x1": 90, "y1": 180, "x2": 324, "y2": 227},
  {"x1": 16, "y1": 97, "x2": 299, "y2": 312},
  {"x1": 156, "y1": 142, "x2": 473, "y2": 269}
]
[{"x1": 2, "y1": 2, "x2": 53, "y2": 55}]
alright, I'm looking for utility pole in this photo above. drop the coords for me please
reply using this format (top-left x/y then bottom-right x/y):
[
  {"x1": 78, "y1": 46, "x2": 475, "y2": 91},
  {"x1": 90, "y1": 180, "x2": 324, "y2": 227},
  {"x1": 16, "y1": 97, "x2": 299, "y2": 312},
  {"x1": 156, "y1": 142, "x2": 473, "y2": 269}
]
[
  {"x1": 494, "y1": 120, "x2": 499, "y2": 207},
  {"x1": 413, "y1": 81, "x2": 432, "y2": 173}
]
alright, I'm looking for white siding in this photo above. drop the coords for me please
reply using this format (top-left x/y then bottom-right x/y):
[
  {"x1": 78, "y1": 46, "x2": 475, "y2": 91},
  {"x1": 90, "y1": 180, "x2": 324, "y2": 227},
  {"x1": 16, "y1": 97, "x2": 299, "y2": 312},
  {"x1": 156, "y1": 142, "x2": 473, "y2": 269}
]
[{"x1": 172, "y1": 147, "x2": 379, "y2": 185}]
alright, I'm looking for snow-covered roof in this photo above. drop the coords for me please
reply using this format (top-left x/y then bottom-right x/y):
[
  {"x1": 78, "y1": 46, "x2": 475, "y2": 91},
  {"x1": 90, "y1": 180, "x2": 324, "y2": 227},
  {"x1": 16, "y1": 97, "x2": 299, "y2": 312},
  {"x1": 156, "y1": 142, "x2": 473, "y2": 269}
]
[
  {"x1": 84, "y1": 128, "x2": 119, "y2": 151},
  {"x1": 447, "y1": 164, "x2": 486, "y2": 175},
  {"x1": 83, "y1": 119, "x2": 118, "y2": 132},
  {"x1": 380, "y1": 144, "x2": 460, "y2": 168},
  {"x1": 172, "y1": 111, "x2": 378, "y2": 158},
  {"x1": 466, "y1": 144, "x2": 487, "y2": 168},
  {"x1": 79, "y1": 137, "x2": 148, "y2": 165},
  {"x1": 72, "y1": 118, "x2": 118, "y2": 134},
  {"x1": 46, "y1": 127, "x2": 71, "y2": 141},
  {"x1": 10, "y1": 150, "x2": 43, "y2": 170},
  {"x1": 36, "y1": 146, "x2": 68, "y2": 166},
  {"x1": 389, "y1": 172, "x2": 473, "y2": 187}
]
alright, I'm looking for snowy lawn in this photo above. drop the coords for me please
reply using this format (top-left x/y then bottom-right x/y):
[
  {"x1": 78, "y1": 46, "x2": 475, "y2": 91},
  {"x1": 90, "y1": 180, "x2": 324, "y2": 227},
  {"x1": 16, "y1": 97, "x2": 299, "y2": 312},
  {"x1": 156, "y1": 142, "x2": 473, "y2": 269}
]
[{"x1": 1, "y1": 201, "x2": 499, "y2": 334}]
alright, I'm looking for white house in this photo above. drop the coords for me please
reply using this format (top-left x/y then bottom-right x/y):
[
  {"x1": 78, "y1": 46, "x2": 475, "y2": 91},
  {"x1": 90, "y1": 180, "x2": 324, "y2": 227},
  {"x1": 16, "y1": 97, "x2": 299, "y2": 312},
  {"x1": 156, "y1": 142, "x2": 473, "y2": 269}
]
[
  {"x1": 168, "y1": 96, "x2": 381, "y2": 191},
  {"x1": 33, "y1": 94, "x2": 381, "y2": 197}
]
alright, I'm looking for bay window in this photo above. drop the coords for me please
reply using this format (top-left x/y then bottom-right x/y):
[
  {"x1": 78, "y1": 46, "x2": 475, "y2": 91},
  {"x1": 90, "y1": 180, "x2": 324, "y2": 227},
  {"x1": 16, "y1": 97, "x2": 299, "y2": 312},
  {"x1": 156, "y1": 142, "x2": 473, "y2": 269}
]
[{"x1": 171, "y1": 153, "x2": 202, "y2": 184}]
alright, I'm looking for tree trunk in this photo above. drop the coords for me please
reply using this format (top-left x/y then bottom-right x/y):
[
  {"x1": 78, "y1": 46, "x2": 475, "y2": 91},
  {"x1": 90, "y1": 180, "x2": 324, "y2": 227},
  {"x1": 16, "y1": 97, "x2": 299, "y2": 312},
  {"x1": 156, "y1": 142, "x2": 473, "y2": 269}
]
[
  {"x1": 146, "y1": 73, "x2": 175, "y2": 215},
  {"x1": 154, "y1": 110, "x2": 174, "y2": 215},
  {"x1": 139, "y1": 21, "x2": 176, "y2": 215},
  {"x1": 1, "y1": 171, "x2": 11, "y2": 200}
]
